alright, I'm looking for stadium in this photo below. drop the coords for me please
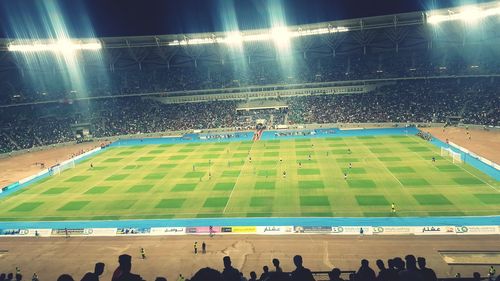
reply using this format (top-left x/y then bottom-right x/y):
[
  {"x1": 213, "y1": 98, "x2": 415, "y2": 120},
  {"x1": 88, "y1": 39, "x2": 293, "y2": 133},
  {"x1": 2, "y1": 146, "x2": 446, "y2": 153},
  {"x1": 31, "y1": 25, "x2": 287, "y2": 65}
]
[{"x1": 0, "y1": 0, "x2": 499, "y2": 280}]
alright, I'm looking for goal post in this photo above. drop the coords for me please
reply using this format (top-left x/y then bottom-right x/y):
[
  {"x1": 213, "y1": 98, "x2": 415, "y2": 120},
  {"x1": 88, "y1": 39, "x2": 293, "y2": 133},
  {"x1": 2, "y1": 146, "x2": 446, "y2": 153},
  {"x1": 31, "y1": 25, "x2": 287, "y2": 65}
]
[
  {"x1": 51, "y1": 159, "x2": 76, "y2": 175},
  {"x1": 440, "y1": 147, "x2": 463, "y2": 164}
]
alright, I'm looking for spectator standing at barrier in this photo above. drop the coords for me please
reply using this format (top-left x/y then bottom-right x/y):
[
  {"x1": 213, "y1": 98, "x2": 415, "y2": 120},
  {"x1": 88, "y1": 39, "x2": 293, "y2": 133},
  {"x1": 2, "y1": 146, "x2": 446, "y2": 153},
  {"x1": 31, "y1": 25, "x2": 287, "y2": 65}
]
[
  {"x1": 290, "y1": 255, "x2": 315, "y2": 281},
  {"x1": 356, "y1": 259, "x2": 376, "y2": 281},
  {"x1": 375, "y1": 260, "x2": 391, "y2": 281},
  {"x1": 222, "y1": 256, "x2": 241, "y2": 281},
  {"x1": 112, "y1": 254, "x2": 144, "y2": 281},
  {"x1": 248, "y1": 271, "x2": 258, "y2": 281},
  {"x1": 260, "y1": 266, "x2": 271, "y2": 281},
  {"x1": 328, "y1": 268, "x2": 344, "y2": 281},
  {"x1": 81, "y1": 262, "x2": 104, "y2": 281},
  {"x1": 272, "y1": 258, "x2": 283, "y2": 273},
  {"x1": 398, "y1": 255, "x2": 423, "y2": 281},
  {"x1": 386, "y1": 260, "x2": 399, "y2": 281},
  {"x1": 417, "y1": 257, "x2": 437, "y2": 281}
]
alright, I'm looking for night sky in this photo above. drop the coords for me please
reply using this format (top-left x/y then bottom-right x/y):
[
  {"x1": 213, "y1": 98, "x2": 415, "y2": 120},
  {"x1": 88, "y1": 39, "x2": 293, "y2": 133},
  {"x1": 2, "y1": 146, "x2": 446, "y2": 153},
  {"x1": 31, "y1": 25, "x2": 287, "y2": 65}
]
[{"x1": 0, "y1": 0, "x2": 495, "y2": 38}]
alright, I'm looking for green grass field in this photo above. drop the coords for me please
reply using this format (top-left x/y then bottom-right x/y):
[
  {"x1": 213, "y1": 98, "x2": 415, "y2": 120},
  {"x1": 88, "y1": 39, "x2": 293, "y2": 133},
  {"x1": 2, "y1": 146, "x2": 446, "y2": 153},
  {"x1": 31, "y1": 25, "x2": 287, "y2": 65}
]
[{"x1": 1, "y1": 135, "x2": 499, "y2": 221}]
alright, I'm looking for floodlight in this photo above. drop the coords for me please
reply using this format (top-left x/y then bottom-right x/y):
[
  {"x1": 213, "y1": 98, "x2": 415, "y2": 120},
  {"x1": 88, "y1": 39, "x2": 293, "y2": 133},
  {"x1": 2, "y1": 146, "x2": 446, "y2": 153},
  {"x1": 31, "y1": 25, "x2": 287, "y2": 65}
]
[
  {"x1": 460, "y1": 6, "x2": 484, "y2": 24},
  {"x1": 427, "y1": 4, "x2": 500, "y2": 25},
  {"x1": 223, "y1": 32, "x2": 243, "y2": 45},
  {"x1": 243, "y1": 33, "x2": 270, "y2": 42},
  {"x1": 271, "y1": 26, "x2": 291, "y2": 49},
  {"x1": 8, "y1": 41, "x2": 102, "y2": 53}
]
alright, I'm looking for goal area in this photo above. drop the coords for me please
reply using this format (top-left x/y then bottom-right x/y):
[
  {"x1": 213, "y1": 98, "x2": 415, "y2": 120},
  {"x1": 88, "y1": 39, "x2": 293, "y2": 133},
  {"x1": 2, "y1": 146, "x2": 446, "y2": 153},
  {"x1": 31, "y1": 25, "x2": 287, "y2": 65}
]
[
  {"x1": 440, "y1": 147, "x2": 463, "y2": 164},
  {"x1": 51, "y1": 159, "x2": 76, "y2": 175}
]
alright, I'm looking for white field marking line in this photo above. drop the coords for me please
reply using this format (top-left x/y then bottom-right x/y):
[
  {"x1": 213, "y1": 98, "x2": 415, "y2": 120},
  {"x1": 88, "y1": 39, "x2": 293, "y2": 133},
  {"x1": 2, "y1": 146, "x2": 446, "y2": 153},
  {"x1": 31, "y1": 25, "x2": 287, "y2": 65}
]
[
  {"x1": 361, "y1": 142, "x2": 422, "y2": 213},
  {"x1": 412, "y1": 141, "x2": 499, "y2": 193},
  {"x1": 30, "y1": 146, "x2": 154, "y2": 218},
  {"x1": 223, "y1": 140, "x2": 255, "y2": 213},
  {"x1": 362, "y1": 143, "x2": 405, "y2": 187}
]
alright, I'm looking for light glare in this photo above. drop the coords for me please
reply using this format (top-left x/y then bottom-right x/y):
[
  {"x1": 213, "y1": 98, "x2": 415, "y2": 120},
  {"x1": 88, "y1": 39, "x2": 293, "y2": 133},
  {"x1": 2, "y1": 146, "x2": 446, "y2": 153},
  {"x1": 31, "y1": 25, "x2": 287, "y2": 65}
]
[
  {"x1": 8, "y1": 41, "x2": 102, "y2": 52},
  {"x1": 427, "y1": 5, "x2": 500, "y2": 25}
]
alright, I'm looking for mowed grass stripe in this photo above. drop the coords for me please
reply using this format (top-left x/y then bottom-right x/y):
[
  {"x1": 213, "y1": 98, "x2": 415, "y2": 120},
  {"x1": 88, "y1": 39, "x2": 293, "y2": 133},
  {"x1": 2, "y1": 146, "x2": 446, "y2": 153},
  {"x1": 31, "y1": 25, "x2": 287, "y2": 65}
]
[{"x1": 0, "y1": 133, "x2": 498, "y2": 221}]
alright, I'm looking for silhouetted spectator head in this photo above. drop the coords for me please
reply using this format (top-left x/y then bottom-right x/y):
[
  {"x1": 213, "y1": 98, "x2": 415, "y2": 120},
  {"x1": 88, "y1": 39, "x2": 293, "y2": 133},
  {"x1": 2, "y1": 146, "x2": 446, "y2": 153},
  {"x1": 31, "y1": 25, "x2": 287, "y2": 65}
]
[
  {"x1": 249, "y1": 272, "x2": 257, "y2": 279},
  {"x1": 272, "y1": 258, "x2": 280, "y2": 267},
  {"x1": 118, "y1": 254, "x2": 132, "y2": 273},
  {"x1": 57, "y1": 275, "x2": 74, "y2": 281},
  {"x1": 190, "y1": 267, "x2": 222, "y2": 281},
  {"x1": 405, "y1": 255, "x2": 417, "y2": 269},
  {"x1": 376, "y1": 259, "x2": 385, "y2": 270},
  {"x1": 81, "y1": 273, "x2": 96, "y2": 281},
  {"x1": 94, "y1": 263, "x2": 105, "y2": 276},
  {"x1": 223, "y1": 256, "x2": 232, "y2": 269},
  {"x1": 387, "y1": 259, "x2": 395, "y2": 269},
  {"x1": 293, "y1": 255, "x2": 303, "y2": 267},
  {"x1": 361, "y1": 259, "x2": 369, "y2": 267},
  {"x1": 473, "y1": 272, "x2": 481, "y2": 280},
  {"x1": 329, "y1": 268, "x2": 342, "y2": 279},
  {"x1": 7, "y1": 274, "x2": 13, "y2": 280},
  {"x1": 0, "y1": 273, "x2": 5, "y2": 281},
  {"x1": 154, "y1": 277, "x2": 167, "y2": 281},
  {"x1": 417, "y1": 257, "x2": 427, "y2": 269},
  {"x1": 393, "y1": 257, "x2": 405, "y2": 270}
]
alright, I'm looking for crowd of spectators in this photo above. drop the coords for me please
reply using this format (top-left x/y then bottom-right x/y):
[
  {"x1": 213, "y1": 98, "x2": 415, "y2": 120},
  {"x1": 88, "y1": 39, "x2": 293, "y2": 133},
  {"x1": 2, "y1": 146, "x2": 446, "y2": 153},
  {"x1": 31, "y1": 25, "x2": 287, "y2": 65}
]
[
  {"x1": 1, "y1": 254, "x2": 497, "y2": 281},
  {"x1": 1, "y1": 48, "x2": 499, "y2": 105},
  {"x1": 0, "y1": 77, "x2": 498, "y2": 154},
  {"x1": 287, "y1": 79, "x2": 499, "y2": 125}
]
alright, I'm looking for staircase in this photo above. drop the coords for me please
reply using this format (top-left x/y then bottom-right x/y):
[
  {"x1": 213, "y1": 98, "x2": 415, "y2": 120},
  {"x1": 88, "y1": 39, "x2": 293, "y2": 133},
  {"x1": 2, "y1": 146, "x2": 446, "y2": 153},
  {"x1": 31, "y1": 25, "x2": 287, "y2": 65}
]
[
  {"x1": 252, "y1": 129, "x2": 264, "y2": 141},
  {"x1": 3, "y1": 132, "x2": 21, "y2": 150}
]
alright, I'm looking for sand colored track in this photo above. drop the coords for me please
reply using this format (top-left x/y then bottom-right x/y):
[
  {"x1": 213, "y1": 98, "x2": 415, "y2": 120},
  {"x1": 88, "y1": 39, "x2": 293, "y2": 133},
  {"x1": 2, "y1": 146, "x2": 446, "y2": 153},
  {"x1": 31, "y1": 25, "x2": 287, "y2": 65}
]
[
  {"x1": 0, "y1": 235, "x2": 499, "y2": 281},
  {"x1": 423, "y1": 127, "x2": 500, "y2": 165},
  {"x1": 0, "y1": 142, "x2": 100, "y2": 187}
]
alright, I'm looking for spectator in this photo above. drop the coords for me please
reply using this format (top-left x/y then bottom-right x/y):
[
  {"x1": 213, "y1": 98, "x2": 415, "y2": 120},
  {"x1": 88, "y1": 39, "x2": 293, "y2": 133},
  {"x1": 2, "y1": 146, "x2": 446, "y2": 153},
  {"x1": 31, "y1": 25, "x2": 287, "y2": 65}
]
[
  {"x1": 417, "y1": 257, "x2": 437, "y2": 281},
  {"x1": 328, "y1": 268, "x2": 344, "y2": 281},
  {"x1": 57, "y1": 275, "x2": 74, "y2": 281},
  {"x1": 356, "y1": 259, "x2": 376, "y2": 281},
  {"x1": 111, "y1": 254, "x2": 143, "y2": 281},
  {"x1": 398, "y1": 255, "x2": 423, "y2": 281},
  {"x1": 188, "y1": 268, "x2": 222, "y2": 281},
  {"x1": 222, "y1": 256, "x2": 241, "y2": 281},
  {"x1": 290, "y1": 255, "x2": 315, "y2": 281},
  {"x1": 260, "y1": 266, "x2": 271, "y2": 281},
  {"x1": 248, "y1": 272, "x2": 257, "y2": 281}
]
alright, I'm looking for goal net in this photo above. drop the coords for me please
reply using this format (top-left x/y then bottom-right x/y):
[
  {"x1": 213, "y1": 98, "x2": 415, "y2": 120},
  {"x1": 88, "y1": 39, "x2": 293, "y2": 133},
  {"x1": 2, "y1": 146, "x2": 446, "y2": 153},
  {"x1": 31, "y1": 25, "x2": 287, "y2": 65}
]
[
  {"x1": 440, "y1": 147, "x2": 463, "y2": 164},
  {"x1": 51, "y1": 159, "x2": 76, "y2": 175}
]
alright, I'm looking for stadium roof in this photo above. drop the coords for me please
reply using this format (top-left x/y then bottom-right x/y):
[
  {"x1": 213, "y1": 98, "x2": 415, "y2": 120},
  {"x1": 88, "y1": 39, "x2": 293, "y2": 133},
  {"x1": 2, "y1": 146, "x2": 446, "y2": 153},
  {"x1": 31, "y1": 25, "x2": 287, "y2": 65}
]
[{"x1": 1, "y1": 1, "x2": 498, "y2": 50}]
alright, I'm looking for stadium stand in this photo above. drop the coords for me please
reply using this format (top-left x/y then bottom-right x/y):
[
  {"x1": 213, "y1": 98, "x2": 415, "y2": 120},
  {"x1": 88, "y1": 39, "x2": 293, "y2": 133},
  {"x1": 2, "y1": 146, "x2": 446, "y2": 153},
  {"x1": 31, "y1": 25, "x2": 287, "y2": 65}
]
[{"x1": 0, "y1": 77, "x2": 498, "y2": 153}]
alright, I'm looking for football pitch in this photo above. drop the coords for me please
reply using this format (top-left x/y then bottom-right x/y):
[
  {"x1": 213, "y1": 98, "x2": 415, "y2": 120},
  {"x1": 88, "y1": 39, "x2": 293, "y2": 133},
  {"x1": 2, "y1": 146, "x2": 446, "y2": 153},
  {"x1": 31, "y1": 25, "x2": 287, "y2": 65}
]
[{"x1": 0, "y1": 135, "x2": 499, "y2": 221}]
